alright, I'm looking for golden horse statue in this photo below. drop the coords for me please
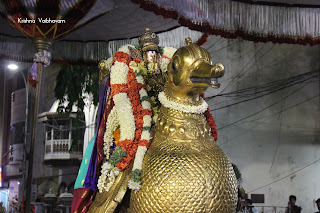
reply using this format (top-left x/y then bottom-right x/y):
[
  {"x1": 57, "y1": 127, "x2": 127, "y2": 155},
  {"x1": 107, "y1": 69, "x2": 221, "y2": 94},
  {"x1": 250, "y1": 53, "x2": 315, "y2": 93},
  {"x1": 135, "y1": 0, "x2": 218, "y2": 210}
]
[{"x1": 88, "y1": 38, "x2": 237, "y2": 213}]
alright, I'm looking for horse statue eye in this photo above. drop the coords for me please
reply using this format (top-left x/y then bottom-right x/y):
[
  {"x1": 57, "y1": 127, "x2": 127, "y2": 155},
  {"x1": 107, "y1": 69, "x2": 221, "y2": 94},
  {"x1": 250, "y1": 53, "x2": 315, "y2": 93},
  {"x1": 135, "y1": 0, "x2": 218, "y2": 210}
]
[{"x1": 172, "y1": 62, "x2": 178, "y2": 73}]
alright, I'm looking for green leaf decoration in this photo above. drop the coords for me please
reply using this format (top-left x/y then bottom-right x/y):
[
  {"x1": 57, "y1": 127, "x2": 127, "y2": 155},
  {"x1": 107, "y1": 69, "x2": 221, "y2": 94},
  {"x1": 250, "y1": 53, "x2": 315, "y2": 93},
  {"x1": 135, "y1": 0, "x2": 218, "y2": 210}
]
[
  {"x1": 109, "y1": 146, "x2": 127, "y2": 167},
  {"x1": 130, "y1": 169, "x2": 142, "y2": 183}
]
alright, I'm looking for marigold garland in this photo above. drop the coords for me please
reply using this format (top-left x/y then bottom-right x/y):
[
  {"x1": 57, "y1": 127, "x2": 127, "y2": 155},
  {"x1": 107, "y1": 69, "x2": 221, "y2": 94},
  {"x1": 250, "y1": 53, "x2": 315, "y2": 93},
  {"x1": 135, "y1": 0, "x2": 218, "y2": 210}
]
[{"x1": 98, "y1": 45, "x2": 153, "y2": 192}]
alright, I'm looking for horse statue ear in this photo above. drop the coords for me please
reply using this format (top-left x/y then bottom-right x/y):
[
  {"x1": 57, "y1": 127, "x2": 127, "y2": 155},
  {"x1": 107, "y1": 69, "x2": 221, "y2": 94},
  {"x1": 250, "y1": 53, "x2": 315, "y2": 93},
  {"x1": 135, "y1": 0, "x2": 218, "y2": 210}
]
[{"x1": 185, "y1": 37, "x2": 193, "y2": 45}]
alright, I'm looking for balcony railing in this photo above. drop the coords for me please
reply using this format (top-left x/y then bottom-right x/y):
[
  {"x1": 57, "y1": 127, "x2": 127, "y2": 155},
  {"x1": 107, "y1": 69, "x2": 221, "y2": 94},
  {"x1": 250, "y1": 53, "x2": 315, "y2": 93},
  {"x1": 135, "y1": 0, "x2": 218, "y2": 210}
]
[{"x1": 44, "y1": 138, "x2": 82, "y2": 161}]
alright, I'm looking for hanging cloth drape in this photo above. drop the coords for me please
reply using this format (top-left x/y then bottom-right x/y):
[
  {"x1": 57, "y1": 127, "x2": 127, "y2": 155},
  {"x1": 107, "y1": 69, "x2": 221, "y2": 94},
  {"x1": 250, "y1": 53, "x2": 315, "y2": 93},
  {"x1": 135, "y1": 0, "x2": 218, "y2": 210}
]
[{"x1": 132, "y1": 0, "x2": 320, "y2": 45}]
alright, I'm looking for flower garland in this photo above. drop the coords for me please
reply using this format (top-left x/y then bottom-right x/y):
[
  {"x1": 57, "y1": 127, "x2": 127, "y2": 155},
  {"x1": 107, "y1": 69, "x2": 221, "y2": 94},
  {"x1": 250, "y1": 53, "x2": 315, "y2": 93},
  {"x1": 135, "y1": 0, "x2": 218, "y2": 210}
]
[
  {"x1": 103, "y1": 108, "x2": 119, "y2": 160},
  {"x1": 98, "y1": 44, "x2": 153, "y2": 193},
  {"x1": 162, "y1": 47, "x2": 176, "y2": 59},
  {"x1": 158, "y1": 91, "x2": 218, "y2": 141},
  {"x1": 158, "y1": 91, "x2": 208, "y2": 114},
  {"x1": 98, "y1": 45, "x2": 175, "y2": 192},
  {"x1": 128, "y1": 60, "x2": 152, "y2": 191}
]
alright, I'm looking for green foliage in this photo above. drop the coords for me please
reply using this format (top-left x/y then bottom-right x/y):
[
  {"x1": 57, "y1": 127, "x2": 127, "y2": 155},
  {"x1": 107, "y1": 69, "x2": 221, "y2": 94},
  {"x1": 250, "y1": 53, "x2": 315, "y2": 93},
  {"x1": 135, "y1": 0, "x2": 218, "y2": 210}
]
[
  {"x1": 109, "y1": 146, "x2": 127, "y2": 166},
  {"x1": 158, "y1": 46, "x2": 164, "y2": 55},
  {"x1": 55, "y1": 65, "x2": 99, "y2": 112},
  {"x1": 54, "y1": 65, "x2": 99, "y2": 152},
  {"x1": 232, "y1": 163, "x2": 242, "y2": 181}
]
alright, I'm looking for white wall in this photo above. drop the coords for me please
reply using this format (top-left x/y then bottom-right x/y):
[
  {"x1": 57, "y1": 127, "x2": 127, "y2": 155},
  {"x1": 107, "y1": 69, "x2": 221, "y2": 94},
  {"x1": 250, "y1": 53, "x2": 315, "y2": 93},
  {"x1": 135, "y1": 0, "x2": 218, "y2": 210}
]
[{"x1": 203, "y1": 36, "x2": 320, "y2": 212}]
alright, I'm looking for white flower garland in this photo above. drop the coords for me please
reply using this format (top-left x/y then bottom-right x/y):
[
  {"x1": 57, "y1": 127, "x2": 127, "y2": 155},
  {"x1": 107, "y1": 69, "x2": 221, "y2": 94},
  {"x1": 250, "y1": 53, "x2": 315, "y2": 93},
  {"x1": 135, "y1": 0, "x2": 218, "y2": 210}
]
[
  {"x1": 98, "y1": 45, "x2": 137, "y2": 193},
  {"x1": 159, "y1": 57, "x2": 170, "y2": 73},
  {"x1": 158, "y1": 91, "x2": 208, "y2": 114},
  {"x1": 113, "y1": 93, "x2": 135, "y2": 141},
  {"x1": 98, "y1": 44, "x2": 176, "y2": 193},
  {"x1": 128, "y1": 146, "x2": 147, "y2": 191},
  {"x1": 163, "y1": 47, "x2": 177, "y2": 59},
  {"x1": 97, "y1": 162, "x2": 120, "y2": 192},
  {"x1": 110, "y1": 61, "x2": 129, "y2": 85},
  {"x1": 128, "y1": 60, "x2": 153, "y2": 191},
  {"x1": 103, "y1": 108, "x2": 118, "y2": 160},
  {"x1": 98, "y1": 107, "x2": 121, "y2": 193}
]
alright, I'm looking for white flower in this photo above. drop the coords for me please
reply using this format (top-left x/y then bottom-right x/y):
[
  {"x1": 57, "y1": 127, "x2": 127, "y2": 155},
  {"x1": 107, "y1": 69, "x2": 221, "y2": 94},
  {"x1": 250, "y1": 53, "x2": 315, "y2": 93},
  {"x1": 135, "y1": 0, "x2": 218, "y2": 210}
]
[
  {"x1": 113, "y1": 93, "x2": 136, "y2": 141},
  {"x1": 141, "y1": 101, "x2": 151, "y2": 110},
  {"x1": 143, "y1": 115, "x2": 152, "y2": 127},
  {"x1": 118, "y1": 44, "x2": 135, "y2": 55},
  {"x1": 140, "y1": 131, "x2": 151, "y2": 141},
  {"x1": 110, "y1": 61, "x2": 129, "y2": 84},
  {"x1": 97, "y1": 162, "x2": 122, "y2": 193},
  {"x1": 128, "y1": 157, "x2": 146, "y2": 191},
  {"x1": 139, "y1": 88, "x2": 148, "y2": 97},
  {"x1": 132, "y1": 146, "x2": 147, "y2": 170},
  {"x1": 163, "y1": 47, "x2": 177, "y2": 58},
  {"x1": 128, "y1": 180, "x2": 141, "y2": 192},
  {"x1": 136, "y1": 76, "x2": 144, "y2": 84},
  {"x1": 158, "y1": 91, "x2": 208, "y2": 114},
  {"x1": 159, "y1": 57, "x2": 170, "y2": 73}
]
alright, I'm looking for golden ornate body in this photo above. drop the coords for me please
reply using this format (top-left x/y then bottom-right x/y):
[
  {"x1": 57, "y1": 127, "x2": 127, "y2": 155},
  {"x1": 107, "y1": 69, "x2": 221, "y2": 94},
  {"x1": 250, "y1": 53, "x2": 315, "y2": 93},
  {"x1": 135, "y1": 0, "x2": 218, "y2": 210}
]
[
  {"x1": 130, "y1": 39, "x2": 237, "y2": 212},
  {"x1": 130, "y1": 106, "x2": 237, "y2": 213}
]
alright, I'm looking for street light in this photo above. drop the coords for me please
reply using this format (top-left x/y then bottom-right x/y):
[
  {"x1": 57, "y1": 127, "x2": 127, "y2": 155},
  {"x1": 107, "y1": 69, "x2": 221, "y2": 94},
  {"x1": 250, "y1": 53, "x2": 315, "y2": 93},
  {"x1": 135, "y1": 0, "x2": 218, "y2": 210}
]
[{"x1": 8, "y1": 64, "x2": 18, "y2": 70}]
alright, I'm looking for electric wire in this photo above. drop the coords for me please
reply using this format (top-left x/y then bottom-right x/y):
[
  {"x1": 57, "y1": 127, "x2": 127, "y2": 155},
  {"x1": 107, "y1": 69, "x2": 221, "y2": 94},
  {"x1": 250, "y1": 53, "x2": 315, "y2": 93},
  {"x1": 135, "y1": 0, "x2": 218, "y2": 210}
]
[
  {"x1": 212, "y1": 67, "x2": 319, "y2": 100},
  {"x1": 247, "y1": 157, "x2": 320, "y2": 193},
  {"x1": 209, "y1": 73, "x2": 318, "y2": 109},
  {"x1": 218, "y1": 45, "x2": 267, "y2": 94},
  {"x1": 219, "y1": 94, "x2": 318, "y2": 147},
  {"x1": 206, "y1": 70, "x2": 319, "y2": 112},
  {"x1": 216, "y1": 82, "x2": 314, "y2": 130}
]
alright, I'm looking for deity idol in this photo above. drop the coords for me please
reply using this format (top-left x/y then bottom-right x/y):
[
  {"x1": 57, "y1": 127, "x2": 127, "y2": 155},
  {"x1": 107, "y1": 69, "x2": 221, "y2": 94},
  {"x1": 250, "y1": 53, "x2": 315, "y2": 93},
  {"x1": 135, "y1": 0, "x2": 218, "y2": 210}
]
[{"x1": 71, "y1": 28, "x2": 237, "y2": 213}]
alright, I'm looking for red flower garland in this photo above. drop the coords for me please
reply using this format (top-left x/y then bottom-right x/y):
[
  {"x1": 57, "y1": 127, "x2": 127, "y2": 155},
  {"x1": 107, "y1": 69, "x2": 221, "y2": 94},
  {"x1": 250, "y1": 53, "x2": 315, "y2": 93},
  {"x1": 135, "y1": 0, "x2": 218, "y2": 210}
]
[
  {"x1": 111, "y1": 84, "x2": 128, "y2": 96},
  {"x1": 113, "y1": 52, "x2": 132, "y2": 66},
  {"x1": 200, "y1": 93, "x2": 218, "y2": 141},
  {"x1": 116, "y1": 68, "x2": 152, "y2": 170}
]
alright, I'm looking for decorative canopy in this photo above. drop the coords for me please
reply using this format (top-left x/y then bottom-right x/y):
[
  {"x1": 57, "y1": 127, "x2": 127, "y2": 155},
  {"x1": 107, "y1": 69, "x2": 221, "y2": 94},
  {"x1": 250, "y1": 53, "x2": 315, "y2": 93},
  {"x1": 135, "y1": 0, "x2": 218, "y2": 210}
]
[{"x1": 0, "y1": 0, "x2": 115, "y2": 40}]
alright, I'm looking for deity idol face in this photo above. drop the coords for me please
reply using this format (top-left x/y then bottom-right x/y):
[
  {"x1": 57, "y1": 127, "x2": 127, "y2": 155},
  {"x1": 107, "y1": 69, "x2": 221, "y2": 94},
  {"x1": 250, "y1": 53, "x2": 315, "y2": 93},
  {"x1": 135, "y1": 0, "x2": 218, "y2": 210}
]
[{"x1": 145, "y1": 50, "x2": 157, "y2": 63}]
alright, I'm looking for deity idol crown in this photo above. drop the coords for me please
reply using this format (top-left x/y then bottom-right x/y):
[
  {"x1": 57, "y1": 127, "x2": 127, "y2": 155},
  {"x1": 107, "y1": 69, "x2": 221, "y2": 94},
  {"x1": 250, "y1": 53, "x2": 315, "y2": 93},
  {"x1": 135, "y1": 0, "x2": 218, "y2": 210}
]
[{"x1": 138, "y1": 28, "x2": 159, "y2": 52}]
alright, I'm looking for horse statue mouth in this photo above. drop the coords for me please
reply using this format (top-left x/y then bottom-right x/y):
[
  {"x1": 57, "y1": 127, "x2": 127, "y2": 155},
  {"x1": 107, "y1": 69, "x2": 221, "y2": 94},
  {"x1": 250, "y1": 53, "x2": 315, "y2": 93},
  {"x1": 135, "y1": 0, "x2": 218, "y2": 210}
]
[
  {"x1": 189, "y1": 62, "x2": 225, "y2": 89},
  {"x1": 190, "y1": 76, "x2": 211, "y2": 84}
]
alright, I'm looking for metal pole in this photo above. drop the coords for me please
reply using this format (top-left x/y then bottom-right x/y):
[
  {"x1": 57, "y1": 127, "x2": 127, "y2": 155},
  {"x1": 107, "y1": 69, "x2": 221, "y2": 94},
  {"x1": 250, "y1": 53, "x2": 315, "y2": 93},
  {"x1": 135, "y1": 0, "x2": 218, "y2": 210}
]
[
  {"x1": 17, "y1": 69, "x2": 29, "y2": 213},
  {"x1": 25, "y1": 38, "x2": 51, "y2": 213}
]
